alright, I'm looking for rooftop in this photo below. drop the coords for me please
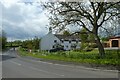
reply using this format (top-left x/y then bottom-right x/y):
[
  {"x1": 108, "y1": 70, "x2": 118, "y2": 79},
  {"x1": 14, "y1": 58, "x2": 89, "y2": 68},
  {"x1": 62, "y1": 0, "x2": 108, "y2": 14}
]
[
  {"x1": 110, "y1": 36, "x2": 120, "y2": 39},
  {"x1": 54, "y1": 34, "x2": 81, "y2": 41}
]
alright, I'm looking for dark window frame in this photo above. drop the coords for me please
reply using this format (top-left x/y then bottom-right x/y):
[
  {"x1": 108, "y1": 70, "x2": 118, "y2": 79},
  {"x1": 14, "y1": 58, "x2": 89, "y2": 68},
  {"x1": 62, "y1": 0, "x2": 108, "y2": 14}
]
[
  {"x1": 66, "y1": 45, "x2": 68, "y2": 48},
  {"x1": 61, "y1": 40, "x2": 64, "y2": 43},
  {"x1": 54, "y1": 40, "x2": 57, "y2": 43},
  {"x1": 76, "y1": 41, "x2": 78, "y2": 43},
  {"x1": 69, "y1": 41, "x2": 71, "y2": 43},
  {"x1": 53, "y1": 46, "x2": 55, "y2": 48}
]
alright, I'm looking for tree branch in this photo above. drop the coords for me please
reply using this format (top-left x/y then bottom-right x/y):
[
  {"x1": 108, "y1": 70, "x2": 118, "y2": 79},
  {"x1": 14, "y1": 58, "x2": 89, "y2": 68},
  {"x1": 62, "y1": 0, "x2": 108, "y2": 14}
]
[{"x1": 76, "y1": 20, "x2": 93, "y2": 33}]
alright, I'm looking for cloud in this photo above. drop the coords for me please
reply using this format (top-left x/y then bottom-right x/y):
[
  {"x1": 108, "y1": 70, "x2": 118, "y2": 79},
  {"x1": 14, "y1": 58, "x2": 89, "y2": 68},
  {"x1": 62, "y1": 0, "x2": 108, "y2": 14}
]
[
  {"x1": 2, "y1": 4, "x2": 25, "y2": 24},
  {"x1": 1, "y1": 0, "x2": 49, "y2": 41}
]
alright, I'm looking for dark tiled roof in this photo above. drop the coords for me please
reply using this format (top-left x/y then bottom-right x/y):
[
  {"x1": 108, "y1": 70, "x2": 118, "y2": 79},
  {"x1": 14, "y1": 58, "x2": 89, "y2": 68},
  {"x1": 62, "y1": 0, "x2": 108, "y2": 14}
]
[
  {"x1": 54, "y1": 34, "x2": 81, "y2": 41},
  {"x1": 110, "y1": 36, "x2": 120, "y2": 39},
  {"x1": 110, "y1": 33, "x2": 120, "y2": 39}
]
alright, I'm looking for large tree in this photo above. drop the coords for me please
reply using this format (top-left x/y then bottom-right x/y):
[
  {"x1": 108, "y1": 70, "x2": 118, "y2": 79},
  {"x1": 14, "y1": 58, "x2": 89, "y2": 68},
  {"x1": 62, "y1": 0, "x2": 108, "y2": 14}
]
[{"x1": 43, "y1": 1, "x2": 120, "y2": 57}]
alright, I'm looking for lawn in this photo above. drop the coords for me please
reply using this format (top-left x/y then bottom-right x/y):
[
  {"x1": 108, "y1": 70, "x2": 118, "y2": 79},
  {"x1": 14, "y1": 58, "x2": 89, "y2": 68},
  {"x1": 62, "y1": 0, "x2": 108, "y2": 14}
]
[{"x1": 18, "y1": 48, "x2": 120, "y2": 68}]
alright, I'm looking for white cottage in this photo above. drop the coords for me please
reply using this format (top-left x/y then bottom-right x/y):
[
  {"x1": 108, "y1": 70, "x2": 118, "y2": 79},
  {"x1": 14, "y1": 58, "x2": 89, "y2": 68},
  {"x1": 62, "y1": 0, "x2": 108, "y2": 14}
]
[{"x1": 40, "y1": 29, "x2": 81, "y2": 51}]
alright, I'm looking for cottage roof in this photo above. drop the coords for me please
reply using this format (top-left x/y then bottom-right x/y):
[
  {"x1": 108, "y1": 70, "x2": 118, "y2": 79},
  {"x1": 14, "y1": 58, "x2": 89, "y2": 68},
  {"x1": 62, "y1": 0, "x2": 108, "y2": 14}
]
[
  {"x1": 54, "y1": 34, "x2": 81, "y2": 41},
  {"x1": 109, "y1": 33, "x2": 120, "y2": 39},
  {"x1": 110, "y1": 36, "x2": 120, "y2": 39}
]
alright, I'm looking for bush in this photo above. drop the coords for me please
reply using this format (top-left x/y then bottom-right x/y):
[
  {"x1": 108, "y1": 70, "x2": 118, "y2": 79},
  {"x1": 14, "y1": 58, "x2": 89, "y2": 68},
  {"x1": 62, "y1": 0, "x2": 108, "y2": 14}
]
[
  {"x1": 88, "y1": 43, "x2": 97, "y2": 48},
  {"x1": 72, "y1": 49, "x2": 81, "y2": 52},
  {"x1": 80, "y1": 43, "x2": 97, "y2": 52},
  {"x1": 83, "y1": 47, "x2": 93, "y2": 52},
  {"x1": 81, "y1": 43, "x2": 89, "y2": 50}
]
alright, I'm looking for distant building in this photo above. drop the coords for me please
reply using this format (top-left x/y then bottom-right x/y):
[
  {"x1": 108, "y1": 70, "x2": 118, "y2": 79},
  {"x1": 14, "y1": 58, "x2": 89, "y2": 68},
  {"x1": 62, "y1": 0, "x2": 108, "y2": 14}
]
[
  {"x1": 40, "y1": 28, "x2": 81, "y2": 51},
  {"x1": 109, "y1": 35, "x2": 120, "y2": 48},
  {"x1": 103, "y1": 33, "x2": 120, "y2": 48}
]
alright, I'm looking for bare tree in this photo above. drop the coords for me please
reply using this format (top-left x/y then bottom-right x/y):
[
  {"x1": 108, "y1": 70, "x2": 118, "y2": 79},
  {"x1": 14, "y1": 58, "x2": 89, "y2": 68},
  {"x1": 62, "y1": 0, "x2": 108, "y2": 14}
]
[{"x1": 42, "y1": 1, "x2": 120, "y2": 57}]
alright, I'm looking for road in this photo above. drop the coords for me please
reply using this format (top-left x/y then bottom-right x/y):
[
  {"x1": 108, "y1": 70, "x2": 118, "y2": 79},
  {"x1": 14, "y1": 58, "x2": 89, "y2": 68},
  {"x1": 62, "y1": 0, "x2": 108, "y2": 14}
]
[{"x1": 1, "y1": 49, "x2": 119, "y2": 78}]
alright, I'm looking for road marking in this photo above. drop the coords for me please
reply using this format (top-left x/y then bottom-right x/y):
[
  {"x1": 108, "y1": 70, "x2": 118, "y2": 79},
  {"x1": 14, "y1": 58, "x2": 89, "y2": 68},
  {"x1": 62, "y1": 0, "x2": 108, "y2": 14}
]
[
  {"x1": 37, "y1": 61, "x2": 119, "y2": 73},
  {"x1": 10, "y1": 61, "x2": 21, "y2": 66},
  {"x1": 0, "y1": 53, "x2": 8, "y2": 56},
  {"x1": 37, "y1": 61, "x2": 75, "y2": 68},
  {"x1": 18, "y1": 56, "x2": 119, "y2": 73},
  {"x1": 38, "y1": 61, "x2": 68, "y2": 66},
  {"x1": 38, "y1": 61, "x2": 53, "y2": 64},
  {"x1": 29, "y1": 66, "x2": 64, "y2": 77}
]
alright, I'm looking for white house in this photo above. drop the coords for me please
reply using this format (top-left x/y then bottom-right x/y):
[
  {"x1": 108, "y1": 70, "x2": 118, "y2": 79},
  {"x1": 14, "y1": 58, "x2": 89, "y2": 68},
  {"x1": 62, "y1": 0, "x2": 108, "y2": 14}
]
[{"x1": 40, "y1": 29, "x2": 81, "y2": 51}]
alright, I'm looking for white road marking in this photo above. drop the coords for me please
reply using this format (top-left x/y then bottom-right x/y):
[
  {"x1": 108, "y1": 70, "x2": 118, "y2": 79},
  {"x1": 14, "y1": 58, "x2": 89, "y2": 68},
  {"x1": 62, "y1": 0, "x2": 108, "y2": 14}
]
[
  {"x1": 9, "y1": 59, "x2": 65, "y2": 77},
  {"x1": 6, "y1": 59, "x2": 65, "y2": 77},
  {"x1": 0, "y1": 53, "x2": 8, "y2": 56},
  {"x1": 37, "y1": 61, "x2": 119, "y2": 73},
  {"x1": 18, "y1": 56, "x2": 119, "y2": 73},
  {"x1": 10, "y1": 61, "x2": 21, "y2": 66},
  {"x1": 38, "y1": 61, "x2": 62, "y2": 66},
  {"x1": 38, "y1": 61, "x2": 53, "y2": 64},
  {"x1": 29, "y1": 66, "x2": 64, "y2": 77},
  {"x1": 37, "y1": 61, "x2": 75, "y2": 68}
]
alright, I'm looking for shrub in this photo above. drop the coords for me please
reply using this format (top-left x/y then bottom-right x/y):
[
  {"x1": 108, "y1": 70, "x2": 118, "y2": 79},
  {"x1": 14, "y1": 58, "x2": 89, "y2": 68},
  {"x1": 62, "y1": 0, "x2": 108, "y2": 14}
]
[
  {"x1": 88, "y1": 43, "x2": 97, "y2": 48},
  {"x1": 72, "y1": 49, "x2": 81, "y2": 52},
  {"x1": 83, "y1": 47, "x2": 93, "y2": 52}
]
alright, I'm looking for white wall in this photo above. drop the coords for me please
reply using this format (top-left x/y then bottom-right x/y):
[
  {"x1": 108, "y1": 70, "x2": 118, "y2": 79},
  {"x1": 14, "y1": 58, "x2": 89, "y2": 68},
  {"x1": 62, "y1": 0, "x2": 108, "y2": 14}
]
[
  {"x1": 40, "y1": 33, "x2": 60, "y2": 50},
  {"x1": 61, "y1": 41, "x2": 71, "y2": 50},
  {"x1": 40, "y1": 33, "x2": 81, "y2": 51},
  {"x1": 76, "y1": 42, "x2": 81, "y2": 49},
  {"x1": 61, "y1": 41, "x2": 81, "y2": 50}
]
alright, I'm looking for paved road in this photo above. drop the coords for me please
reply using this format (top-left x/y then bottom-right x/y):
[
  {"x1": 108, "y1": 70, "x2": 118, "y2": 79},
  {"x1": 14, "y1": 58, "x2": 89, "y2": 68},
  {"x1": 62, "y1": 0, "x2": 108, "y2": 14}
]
[{"x1": 1, "y1": 50, "x2": 119, "y2": 78}]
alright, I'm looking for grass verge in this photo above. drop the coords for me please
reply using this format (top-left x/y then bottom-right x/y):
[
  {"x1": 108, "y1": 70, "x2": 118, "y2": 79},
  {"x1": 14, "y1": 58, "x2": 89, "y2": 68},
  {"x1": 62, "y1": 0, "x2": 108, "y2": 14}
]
[{"x1": 18, "y1": 48, "x2": 120, "y2": 68}]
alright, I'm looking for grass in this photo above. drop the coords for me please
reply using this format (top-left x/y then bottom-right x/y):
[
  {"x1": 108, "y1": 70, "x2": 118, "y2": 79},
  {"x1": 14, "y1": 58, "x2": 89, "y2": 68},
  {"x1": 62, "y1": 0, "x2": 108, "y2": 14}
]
[{"x1": 18, "y1": 48, "x2": 120, "y2": 67}]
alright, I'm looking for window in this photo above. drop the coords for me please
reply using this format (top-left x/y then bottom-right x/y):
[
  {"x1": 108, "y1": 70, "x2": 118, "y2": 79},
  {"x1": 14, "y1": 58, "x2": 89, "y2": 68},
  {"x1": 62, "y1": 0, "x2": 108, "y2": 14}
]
[
  {"x1": 76, "y1": 41, "x2": 78, "y2": 43},
  {"x1": 112, "y1": 40, "x2": 119, "y2": 47},
  {"x1": 69, "y1": 41, "x2": 71, "y2": 43},
  {"x1": 61, "y1": 40, "x2": 64, "y2": 43},
  {"x1": 66, "y1": 45, "x2": 68, "y2": 48},
  {"x1": 54, "y1": 40, "x2": 57, "y2": 43},
  {"x1": 53, "y1": 46, "x2": 55, "y2": 48}
]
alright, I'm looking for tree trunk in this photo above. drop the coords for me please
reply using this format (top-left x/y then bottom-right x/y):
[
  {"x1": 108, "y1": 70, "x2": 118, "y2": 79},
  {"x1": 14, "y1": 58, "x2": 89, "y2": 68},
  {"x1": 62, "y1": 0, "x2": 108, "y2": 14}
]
[{"x1": 95, "y1": 34, "x2": 105, "y2": 58}]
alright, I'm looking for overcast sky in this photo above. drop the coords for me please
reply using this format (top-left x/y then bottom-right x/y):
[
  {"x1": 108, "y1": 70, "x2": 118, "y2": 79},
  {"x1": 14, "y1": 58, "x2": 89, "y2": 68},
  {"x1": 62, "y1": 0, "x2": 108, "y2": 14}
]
[
  {"x1": 1, "y1": 0, "x2": 119, "y2": 41},
  {"x1": 1, "y1": 0, "x2": 79, "y2": 41},
  {"x1": 1, "y1": 0, "x2": 51, "y2": 41}
]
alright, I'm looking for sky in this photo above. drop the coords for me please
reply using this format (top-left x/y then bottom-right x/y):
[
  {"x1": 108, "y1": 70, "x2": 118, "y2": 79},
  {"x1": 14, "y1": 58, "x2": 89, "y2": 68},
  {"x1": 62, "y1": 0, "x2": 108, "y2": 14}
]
[
  {"x1": 1, "y1": 0, "x2": 119, "y2": 41},
  {"x1": 1, "y1": 0, "x2": 51, "y2": 41},
  {"x1": 1, "y1": 0, "x2": 79, "y2": 41}
]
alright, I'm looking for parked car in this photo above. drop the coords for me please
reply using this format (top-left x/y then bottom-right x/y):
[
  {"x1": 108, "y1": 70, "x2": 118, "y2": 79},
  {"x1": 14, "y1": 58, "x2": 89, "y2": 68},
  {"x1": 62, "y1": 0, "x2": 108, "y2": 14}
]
[{"x1": 49, "y1": 48, "x2": 65, "y2": 52}]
